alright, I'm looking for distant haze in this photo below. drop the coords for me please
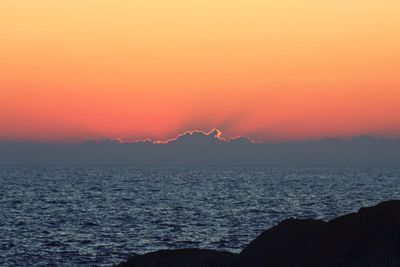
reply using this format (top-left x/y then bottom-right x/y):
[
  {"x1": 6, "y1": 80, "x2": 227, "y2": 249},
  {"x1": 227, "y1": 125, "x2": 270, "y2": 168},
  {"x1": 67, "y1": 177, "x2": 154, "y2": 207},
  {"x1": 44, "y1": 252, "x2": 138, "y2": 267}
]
[{"x1": 1, "y1": 129, "x2": 399, "y2": 166}]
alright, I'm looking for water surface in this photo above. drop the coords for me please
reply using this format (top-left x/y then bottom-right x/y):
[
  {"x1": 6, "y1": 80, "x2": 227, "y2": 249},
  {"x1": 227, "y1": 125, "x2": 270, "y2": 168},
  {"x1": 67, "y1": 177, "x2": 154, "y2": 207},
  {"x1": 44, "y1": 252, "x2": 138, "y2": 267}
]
[{"x1": 0, "y1": 166, "x2": 399, "y2": 266}]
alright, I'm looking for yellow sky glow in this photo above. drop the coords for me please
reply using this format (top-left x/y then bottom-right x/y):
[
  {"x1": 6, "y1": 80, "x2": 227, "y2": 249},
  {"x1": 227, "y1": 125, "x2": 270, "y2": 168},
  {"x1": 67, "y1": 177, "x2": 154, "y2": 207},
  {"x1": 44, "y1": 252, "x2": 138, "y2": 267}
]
[{"x1": 1, "y1": 0, "x2": 399, "y2": 141}]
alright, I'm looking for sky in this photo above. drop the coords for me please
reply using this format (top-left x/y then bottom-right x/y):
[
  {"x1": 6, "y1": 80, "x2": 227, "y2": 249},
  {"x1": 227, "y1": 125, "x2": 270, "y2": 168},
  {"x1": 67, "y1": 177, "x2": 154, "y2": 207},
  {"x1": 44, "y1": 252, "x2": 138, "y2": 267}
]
[{"x1": 1, "y1": 0, "x2": 399, "y2": 142}]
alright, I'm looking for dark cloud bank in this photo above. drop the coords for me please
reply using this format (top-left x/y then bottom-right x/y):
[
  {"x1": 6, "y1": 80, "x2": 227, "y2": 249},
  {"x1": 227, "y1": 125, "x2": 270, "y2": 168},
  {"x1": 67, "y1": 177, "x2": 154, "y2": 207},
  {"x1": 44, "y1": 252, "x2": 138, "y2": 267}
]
[{"x1": 1, "y1": 130, "x2": 400, "y2": 165}]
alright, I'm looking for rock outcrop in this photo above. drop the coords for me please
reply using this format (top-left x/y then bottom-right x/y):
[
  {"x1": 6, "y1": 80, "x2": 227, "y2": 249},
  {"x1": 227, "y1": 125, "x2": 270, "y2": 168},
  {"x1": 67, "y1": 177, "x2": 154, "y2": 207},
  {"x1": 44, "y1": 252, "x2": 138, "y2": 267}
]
[
  {"x1": 116, "y1": 200, "x2": 400, "y2": 267},
  {"x1": 116, "y1": 249, "x2": 237, "y2": 267}
]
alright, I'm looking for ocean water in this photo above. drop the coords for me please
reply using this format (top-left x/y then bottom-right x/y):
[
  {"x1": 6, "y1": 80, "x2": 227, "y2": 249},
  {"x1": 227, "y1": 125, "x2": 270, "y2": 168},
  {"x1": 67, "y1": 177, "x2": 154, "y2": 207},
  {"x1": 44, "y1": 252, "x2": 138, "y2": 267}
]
[{"x1": 0, "y1": 166, "x2": 399, "y2": 266}]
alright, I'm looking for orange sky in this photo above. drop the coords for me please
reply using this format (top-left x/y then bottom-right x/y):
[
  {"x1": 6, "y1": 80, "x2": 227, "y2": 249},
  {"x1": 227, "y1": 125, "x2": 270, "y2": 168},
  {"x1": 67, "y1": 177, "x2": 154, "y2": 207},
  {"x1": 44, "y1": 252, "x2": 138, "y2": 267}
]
[{"x1": 1, "y1": 0, "x2": 400, "y2": 142}]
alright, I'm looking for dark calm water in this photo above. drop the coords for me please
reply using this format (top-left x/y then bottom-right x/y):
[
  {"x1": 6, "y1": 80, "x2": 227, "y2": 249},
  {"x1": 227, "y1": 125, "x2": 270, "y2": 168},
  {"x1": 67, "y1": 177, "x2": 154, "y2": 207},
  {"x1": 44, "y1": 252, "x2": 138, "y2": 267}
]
[{"x1": 0, "y1": 166, "x2": 399, "y2": 266}]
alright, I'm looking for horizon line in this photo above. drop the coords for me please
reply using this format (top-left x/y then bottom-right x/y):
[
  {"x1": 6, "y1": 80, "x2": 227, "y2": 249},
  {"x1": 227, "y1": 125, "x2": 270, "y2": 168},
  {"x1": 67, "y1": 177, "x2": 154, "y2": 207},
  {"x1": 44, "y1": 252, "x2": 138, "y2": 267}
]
[{"x1": 0, "y1": 129, "x2": 398, "y2": 145}]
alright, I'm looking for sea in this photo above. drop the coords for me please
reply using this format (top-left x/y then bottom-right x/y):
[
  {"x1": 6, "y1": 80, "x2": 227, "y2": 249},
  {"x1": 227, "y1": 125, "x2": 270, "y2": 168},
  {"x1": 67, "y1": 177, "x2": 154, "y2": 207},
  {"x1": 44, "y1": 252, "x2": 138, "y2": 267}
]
[{"x1": 0, "y1": 165, "x2": 399, "y2": 266}]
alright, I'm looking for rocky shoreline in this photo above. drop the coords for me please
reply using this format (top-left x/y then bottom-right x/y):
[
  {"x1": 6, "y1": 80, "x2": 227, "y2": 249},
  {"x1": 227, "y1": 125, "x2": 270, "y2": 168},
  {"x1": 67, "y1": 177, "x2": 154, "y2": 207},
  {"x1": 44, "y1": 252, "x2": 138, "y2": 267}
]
[{"x1": 116, "y1": 200, "x2": 400, "y2": 267}]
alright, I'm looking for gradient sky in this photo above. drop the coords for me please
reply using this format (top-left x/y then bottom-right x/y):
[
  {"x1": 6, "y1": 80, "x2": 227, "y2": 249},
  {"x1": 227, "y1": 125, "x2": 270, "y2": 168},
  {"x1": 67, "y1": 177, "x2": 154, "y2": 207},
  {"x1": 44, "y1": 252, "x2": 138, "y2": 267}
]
[{"x1": 1, "y1": 0, "x2": 400, "y2": 142}]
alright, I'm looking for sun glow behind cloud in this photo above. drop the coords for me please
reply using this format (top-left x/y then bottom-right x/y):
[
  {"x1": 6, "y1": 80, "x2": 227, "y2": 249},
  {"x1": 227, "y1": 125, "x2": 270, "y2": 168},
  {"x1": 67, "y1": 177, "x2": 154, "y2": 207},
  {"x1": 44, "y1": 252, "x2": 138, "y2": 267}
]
[{"x1": 0, "y1": 0, "x2": 400, "y2": 142}]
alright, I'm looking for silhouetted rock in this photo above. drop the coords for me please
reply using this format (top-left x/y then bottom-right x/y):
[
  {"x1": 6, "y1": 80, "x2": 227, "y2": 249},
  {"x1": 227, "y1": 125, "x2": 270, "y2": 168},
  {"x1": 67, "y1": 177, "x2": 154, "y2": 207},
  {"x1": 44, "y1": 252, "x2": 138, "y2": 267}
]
[
  {"x1": 116, "y1": 200, "x2": 400, "y2": 267},
  {"x1": 239, "y1": 200, "x2": 400, "y2": 267},
  {"x1": 115, "y1": 249, "x2": 237, "y2": 267},
  {"x1": 238, "y1": 218, "x2": 325, "y2": 267}
]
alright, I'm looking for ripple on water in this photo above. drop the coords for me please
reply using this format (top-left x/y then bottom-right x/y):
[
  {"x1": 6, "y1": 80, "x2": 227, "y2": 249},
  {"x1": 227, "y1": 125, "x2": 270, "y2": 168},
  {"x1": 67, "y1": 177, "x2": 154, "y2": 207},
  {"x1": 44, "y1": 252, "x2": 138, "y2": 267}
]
[{"x1": 0, "y1": 166, "x2": 399, "y2": 266}]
